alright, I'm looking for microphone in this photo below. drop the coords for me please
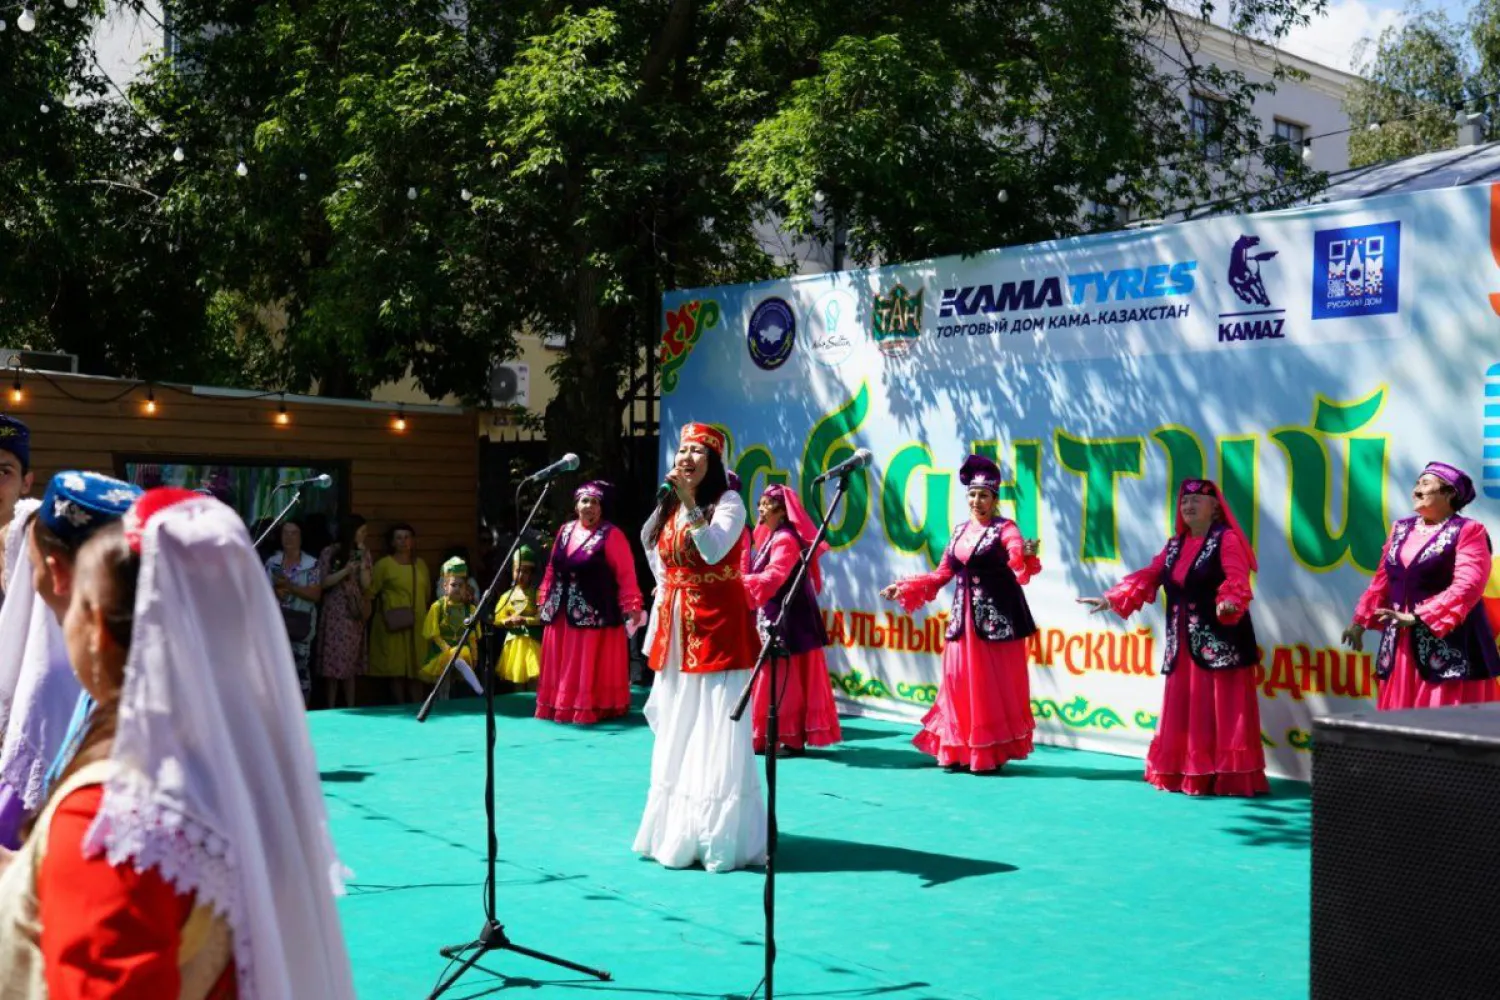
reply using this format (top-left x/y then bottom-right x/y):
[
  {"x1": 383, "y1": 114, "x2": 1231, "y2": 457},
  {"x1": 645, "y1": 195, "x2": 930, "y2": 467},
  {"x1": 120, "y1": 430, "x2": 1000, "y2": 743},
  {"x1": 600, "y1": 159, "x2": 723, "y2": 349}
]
[
  {"x1": 274, "y1": 474, "x2": 332, "y2": 491},
  {"x1": 655, "y1": 480, "x2": 673, "y2": 504},
  {"x1": 523, "y1": 453, "x2": 580, "y2": 484},
  {"x1": 813, "y1": 448, "x2": 873, "y2": 484}
]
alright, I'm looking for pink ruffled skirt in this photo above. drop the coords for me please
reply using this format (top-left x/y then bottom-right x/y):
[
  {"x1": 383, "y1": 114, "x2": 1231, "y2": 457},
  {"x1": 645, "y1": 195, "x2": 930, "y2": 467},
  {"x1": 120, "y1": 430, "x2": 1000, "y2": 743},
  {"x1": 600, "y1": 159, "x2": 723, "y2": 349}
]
[
  {"x1": 1145, "y1": 646, "x2": 1268, "y2": 797},
  {"x1": 1376, "y1": 633, "x2": 1500, "y2": 710},
  {"x1": 912, "y1": 621, "x2": 1033, "y2": 773},
  {"x1": 751, "y1": 648, "x2": 843, "y2": 752},
  {"x1": 536, "y1": 619, "x2": 631, "y2": 724}
]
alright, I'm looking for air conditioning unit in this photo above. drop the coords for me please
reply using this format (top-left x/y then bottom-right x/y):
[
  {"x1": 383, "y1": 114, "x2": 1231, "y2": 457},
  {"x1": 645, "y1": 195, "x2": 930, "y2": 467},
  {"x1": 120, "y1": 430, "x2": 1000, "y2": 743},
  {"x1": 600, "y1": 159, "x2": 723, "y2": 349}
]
[
  {"x1": 489, "y1": 363, "x2": 530, "y2": 409},
  {"x1": 0, "y1": 349, "x2": 78, "y2": 374}
]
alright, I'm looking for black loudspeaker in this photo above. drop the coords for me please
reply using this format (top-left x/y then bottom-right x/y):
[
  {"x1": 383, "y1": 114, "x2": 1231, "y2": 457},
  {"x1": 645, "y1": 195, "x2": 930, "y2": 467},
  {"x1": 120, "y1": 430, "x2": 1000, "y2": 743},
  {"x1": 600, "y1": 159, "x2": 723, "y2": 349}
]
[{"x1": 1312, "y1": 704, "x2": 1500, "y2": 1000}]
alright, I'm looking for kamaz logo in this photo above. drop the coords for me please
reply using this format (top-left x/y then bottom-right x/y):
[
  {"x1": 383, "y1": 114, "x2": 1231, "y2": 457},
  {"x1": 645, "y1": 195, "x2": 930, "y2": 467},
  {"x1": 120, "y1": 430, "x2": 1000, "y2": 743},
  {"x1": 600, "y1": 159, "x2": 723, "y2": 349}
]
[{"x1": 938, "y1": 262, "x2": 1197, "y2": 318}]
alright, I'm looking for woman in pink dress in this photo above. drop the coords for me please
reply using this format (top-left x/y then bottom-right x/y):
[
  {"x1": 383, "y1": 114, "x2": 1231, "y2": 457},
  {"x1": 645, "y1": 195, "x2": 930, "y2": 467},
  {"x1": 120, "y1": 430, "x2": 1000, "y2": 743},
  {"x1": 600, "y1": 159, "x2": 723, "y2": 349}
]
[
  {"x1": 316, "y1": 514, "x2": 372, "y2": 709},
  {"x1": 536, "y1": 481, "x2": 646, "y2": 723},
  {"x1": 880, "y1": 455, "x2": 1040, "y2": 773},
  {"x1": 742, "y1": 484, "x2": 842, "y2": 756},
  {"x1": 1340, "y1": 461, "x2": 1500, "y2": 710},
  {"x1": 1078, "y1": 479, "x2": 1268, "y2": 796}
]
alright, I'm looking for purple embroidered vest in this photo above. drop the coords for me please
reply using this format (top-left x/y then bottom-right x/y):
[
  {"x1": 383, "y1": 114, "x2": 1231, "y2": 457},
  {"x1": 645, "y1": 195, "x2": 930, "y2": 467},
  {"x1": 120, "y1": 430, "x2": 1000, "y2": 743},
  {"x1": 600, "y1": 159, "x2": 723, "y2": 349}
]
[
  {"x1": 1160, "y1": 523, "x2": 1258, "y2": 674},
  {"x1": 538, "y1": 522, "x2": 623, "y2": 629},
  {"x1": 943, "y1": 520, "x2": 1037, "y2": 643},
  {"x1": 750, "y1": 526, "x2": 829, "y2": 655},
  {"x1": 1374, "y1": 516, "x2": 1500, "y2": 683}
]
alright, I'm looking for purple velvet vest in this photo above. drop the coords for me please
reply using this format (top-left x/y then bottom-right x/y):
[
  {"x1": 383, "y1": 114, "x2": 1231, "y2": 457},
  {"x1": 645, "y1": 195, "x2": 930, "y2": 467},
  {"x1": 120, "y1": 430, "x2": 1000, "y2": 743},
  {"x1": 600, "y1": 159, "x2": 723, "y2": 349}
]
[
  {"x1": 538, "y1": 521, "x2": 623, "y2": 629},
  {"x1": 943, "y1": 520, "x2": 1037, "y2": 643},
  {"x1": 1160, "y1": 523, "x2": 1258, "y2": 674},
  {"x1": 1374, "y1": 516, "x2": 1500, "y2": 682},
  {"x1": 750, "y1": 525, "x2": 829, "y2": 656}
]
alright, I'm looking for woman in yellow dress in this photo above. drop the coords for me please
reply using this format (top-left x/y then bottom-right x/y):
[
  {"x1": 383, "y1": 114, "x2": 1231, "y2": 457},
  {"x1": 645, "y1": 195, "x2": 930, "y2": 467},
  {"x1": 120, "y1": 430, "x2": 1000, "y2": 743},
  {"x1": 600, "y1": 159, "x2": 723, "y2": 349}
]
[
  {"x1": 366, "y1": 523, "x2": 432, "y2": 703},
  {"x1": 419, "y1": 557, "x2": 483, "y2": 697},
  {"x1": 495, "y1": 545, "x2": 542, "y2": 689}
]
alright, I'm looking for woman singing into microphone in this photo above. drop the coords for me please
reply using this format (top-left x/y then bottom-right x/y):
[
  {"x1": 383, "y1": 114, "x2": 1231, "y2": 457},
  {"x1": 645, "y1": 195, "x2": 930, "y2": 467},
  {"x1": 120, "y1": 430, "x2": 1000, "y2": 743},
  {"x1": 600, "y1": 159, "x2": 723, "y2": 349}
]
[{"x1": 634, "y1": 423, "x2": 766, "y2": 872}]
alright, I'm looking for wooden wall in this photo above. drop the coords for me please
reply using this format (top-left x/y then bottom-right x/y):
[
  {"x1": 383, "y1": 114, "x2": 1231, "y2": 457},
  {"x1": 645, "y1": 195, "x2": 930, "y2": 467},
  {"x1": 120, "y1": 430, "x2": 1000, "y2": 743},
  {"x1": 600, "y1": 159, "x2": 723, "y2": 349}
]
[{"x1": 4, "y1": 374, "x2": 478, "y2": 570}]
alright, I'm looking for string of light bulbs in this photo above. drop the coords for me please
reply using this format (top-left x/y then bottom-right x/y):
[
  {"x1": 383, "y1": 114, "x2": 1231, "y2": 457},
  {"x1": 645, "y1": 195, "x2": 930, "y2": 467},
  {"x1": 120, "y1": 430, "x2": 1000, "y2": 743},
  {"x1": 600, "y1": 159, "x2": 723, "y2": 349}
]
[{"x1": 4, "y1": 361, "x2": 415, "y2": 433}]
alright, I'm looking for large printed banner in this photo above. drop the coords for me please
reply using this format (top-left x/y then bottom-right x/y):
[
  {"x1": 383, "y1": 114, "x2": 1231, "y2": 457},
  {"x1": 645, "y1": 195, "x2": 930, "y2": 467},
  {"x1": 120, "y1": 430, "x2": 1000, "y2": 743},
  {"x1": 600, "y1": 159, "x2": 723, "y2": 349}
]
[{"x1": 660, "y1": 184, "x2": 1500, "y2": 780}]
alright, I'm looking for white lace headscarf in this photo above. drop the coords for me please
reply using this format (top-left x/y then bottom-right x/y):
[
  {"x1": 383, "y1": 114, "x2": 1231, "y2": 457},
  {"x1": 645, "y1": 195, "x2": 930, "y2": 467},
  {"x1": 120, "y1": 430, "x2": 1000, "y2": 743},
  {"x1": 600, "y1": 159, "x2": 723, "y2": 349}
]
[
  {"x1": 83, "y1": 494, "x2": 355, "y2": 999},
  {"x1": 0, "y1": 498, "x2": 79, "y2": 812}
]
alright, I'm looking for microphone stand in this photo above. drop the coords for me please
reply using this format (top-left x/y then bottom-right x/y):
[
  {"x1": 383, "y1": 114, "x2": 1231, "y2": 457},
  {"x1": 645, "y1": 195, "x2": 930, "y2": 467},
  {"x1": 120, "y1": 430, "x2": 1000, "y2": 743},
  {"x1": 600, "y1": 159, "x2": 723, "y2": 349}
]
[
  {"x1": 417, "y1": 479, "x2": 611, "y2": 997},
  {"x1": 731, "y1": 472, "x2": 851, "y2": 1000},
  {"x1": 253, "y1": 486, "x2": 310, "y2": 549}
]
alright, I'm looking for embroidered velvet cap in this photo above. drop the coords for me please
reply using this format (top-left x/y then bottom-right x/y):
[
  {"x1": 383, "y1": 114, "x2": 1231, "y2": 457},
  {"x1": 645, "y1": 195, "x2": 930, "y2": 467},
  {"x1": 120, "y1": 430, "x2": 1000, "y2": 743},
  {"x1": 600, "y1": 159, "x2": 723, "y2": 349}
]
[
  {"x1": 0, "y1": 416, "x2": 30, "y2": 473},
  {"x1": 958, "y1": 454, "x2": 1002, "y2": 494},
  {"x1": 38, "y1": 472, "x2": 143, "y2": 549},
  {"x1": 679, "y1": 423, "x2": 727, "y2": 457},
  {"x1": 1421, "y1": 461, "x2": 1476, "y2": 510}
]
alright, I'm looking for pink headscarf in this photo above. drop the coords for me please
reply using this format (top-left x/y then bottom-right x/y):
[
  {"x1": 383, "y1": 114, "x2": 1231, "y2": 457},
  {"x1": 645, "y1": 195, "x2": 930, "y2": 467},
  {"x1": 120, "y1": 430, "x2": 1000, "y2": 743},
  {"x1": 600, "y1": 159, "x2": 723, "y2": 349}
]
[
  {"x1": 753, "y1": 484, "x2": 829, "y2": 592},
  {"x1": 1174, "y1": 478, "x2": 1257, "y2": 571}
]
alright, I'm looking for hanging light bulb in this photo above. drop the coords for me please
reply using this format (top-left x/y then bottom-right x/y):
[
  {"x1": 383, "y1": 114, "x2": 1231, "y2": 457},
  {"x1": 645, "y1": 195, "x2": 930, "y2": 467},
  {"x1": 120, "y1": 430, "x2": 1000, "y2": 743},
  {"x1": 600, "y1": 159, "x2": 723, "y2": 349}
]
[
  {"x1": 996, "y1": 189, "x2": 1009, "y2": 204},
  {"x1": 172, "y1": 146, "x2": 185, "y2": 163},
  {"x1": 1367, "y1": 121, "x2": 1382, "y2": 132},
  {"x1": 144, "y1": 386, "x2": 158, "y2": 415},
  {"x1": 460, "y1": 188, "x2": 473, "y2": 202},
  {"x1": 298, "y1": 170, "x2": 308, "y2": 182},
  {"x1": 39, "y1": 103, "x2": 49, "y2": 115},
  {"x1": 1301, "y1": 140, "x2": 1314, "y2": 166},
  {"x1": 1, "y1": 19, "x2": 8, "y2": 31},
  {"x1": 276, "y1": 395, "x2": 289, "y2": 425},
  {"x1": 63, "y1": 0, "x2": 78, "y2": 7},
  {"x1": 17, "y1": 5, "x2": 35, "y2": 32},
  {"x1": 9, "y1": 372, "x2": 22, "y2": 405},
  {"x1": 407, "y1": 186, "x2": 418, "y2": 201},
  {"x1": 392, "y1": 406, "x2": 408, "y2": 433},
  {"x1": 813, "y1": 189, "x2": 827, "y2": 209},
  {"x1": 236, "y1": 160, "x2": 249, "y2": 177}
]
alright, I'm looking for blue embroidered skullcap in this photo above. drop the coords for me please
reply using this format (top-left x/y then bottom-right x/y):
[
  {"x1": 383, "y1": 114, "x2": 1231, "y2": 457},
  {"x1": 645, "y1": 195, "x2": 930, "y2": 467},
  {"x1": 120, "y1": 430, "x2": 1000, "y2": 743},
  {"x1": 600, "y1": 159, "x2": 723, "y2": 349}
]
[
  {"x1": 0, "y1": 415, "x2": 30, "y2": 472},
  {"x1": 38, "y1": 471, "x2": 144, "y2": 548}
]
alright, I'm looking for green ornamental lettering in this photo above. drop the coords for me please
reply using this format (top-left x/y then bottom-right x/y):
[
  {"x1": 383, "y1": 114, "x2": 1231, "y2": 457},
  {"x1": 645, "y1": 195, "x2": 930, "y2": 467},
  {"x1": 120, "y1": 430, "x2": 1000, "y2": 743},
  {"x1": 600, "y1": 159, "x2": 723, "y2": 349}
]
[
  {"x1": 882, "y1": 444, "x2": 951, "y2": 566},
  {"x1": 1270, "y1": 388, "x2": 1389, "y2": 574},
  {"x1": 972, "y1": 440, "x2": 1042, "y2": 540},
  {"x1": 801, "y1": 382, "x2": 871, "y2": 551},
  {"x1": 1055, "y1": 432, "x2": 1145, "y2": 561}
]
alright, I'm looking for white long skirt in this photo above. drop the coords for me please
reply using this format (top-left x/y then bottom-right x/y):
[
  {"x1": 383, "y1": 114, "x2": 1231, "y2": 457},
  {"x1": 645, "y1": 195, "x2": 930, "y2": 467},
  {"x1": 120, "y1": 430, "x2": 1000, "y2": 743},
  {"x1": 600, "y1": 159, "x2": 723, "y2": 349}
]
[{"x1": 632, "y1": 604, "x2": 767, "y2": 873}]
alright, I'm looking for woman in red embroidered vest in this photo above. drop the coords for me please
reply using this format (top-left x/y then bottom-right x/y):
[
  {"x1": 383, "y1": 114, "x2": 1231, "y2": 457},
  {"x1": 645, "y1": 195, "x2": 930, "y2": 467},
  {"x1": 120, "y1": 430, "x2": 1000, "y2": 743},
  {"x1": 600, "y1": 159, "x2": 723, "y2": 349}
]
[
  {"x1": 536, "y1": 482, "x2": 645, "y2": 724},
  {"x1": 633, "y1": 424, "x2": 766, "y2": 872},
  {"x1": 1341, "y1": 462, "x2": 1500, "y2": 710},
  {"x1": 881, "y1": 455, "x2": 1041, "y2": 773},
  {"x1": 1079, "y1": 479, "x2": 1268, "y2": 796},
  {"x1": 742, "y1": 484, "x2": 842, "y2": 756}
]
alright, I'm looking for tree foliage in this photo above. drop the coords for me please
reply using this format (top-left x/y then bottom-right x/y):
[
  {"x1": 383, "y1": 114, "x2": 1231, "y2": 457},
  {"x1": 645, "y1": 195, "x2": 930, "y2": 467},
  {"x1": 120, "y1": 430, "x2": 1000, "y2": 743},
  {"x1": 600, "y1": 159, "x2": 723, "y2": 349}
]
[
  {"x1": 1, "y1": 0, "x2": 1327, "y2": 475},
  {"x1": 1345, "y1": 1, "x2": 1500, "y2": 167}
]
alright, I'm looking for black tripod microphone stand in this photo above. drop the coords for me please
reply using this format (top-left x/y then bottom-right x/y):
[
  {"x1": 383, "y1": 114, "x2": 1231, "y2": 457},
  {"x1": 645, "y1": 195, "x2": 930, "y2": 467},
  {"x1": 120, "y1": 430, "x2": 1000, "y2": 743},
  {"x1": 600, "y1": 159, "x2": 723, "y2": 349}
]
[
  {"x1": 417, "y1": 479, "x2": 611, "y2": 998},
  {"x1": 730, "y1": 472, "x2": 852, "y2": 1000}
]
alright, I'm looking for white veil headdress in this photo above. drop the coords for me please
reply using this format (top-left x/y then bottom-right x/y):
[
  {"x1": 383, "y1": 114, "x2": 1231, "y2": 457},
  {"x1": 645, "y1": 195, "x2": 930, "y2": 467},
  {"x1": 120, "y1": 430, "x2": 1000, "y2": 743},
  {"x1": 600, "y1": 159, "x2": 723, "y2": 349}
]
[{"x1": 84, "y1": 494, "x2": 355, "y2": 998}]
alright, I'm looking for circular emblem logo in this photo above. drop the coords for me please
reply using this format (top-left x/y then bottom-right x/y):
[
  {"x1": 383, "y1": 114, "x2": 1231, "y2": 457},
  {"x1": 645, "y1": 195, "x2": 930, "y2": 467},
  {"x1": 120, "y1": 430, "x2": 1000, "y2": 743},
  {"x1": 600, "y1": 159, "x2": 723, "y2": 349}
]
[
  {"x1": 747, "y1": 297, "x2": 797, "y2": 371},
  {"x1": 809, "y1": 290, "x2": 857, "y2": 368}
]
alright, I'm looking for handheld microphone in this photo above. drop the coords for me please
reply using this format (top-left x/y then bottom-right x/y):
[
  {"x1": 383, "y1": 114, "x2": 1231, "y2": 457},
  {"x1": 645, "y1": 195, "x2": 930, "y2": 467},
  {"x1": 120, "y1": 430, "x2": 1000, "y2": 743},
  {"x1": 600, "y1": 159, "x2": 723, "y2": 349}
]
[
  {"x1": 274, "y1": 474, "x2": 333, "y2": 491},
  {"x1": 813, "y1": 448, "x2": 873, "y2": 485},
  {"x1": 524, "y1": 453, "x2": 580, "y2": 484},
  {"x1": 655, "y1": 480, "x2": 672, "y2": 504}
]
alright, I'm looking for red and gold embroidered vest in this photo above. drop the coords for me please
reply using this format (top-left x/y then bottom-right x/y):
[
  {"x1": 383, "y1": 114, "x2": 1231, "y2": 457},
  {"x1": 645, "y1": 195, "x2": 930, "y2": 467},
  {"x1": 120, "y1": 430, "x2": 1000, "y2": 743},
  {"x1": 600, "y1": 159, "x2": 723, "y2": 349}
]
[{"x1": 650, "y1": 514, "x2": 754, "y2": 674}]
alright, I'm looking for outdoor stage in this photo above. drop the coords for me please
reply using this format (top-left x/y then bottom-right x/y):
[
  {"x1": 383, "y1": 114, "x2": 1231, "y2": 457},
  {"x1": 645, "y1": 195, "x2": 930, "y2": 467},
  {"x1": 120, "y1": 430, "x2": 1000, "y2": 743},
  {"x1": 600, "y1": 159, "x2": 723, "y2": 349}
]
[{"x1": 316, "y1": 693, "x2": 1310, "y2": 1000}]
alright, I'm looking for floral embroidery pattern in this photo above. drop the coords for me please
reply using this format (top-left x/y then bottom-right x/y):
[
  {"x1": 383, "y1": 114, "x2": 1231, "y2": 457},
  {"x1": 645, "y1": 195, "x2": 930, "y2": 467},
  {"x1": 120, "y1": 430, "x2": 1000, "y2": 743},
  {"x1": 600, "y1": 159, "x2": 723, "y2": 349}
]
[
  {"x1": 1414, "y1": 624, "x2": 1470, "y2": 680},
  {"x1": 1416, "y1": 519, "x2": 1462, "y2": 565}
]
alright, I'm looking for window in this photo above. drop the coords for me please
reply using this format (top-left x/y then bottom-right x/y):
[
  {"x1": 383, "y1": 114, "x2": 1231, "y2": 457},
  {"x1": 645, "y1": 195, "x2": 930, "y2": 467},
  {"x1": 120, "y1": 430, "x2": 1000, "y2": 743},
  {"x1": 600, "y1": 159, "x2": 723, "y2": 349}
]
[
  {"x1": 1270, "y1": 119, "x2": 1307, "y2": 178},
  {"x1": 1190, "y1": 95, "x2": 1226, "y2": 161}
]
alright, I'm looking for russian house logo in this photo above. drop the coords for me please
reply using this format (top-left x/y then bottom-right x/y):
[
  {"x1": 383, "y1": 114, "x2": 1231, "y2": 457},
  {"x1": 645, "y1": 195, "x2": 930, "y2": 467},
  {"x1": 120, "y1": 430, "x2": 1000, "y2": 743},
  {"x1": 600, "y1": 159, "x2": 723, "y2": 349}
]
[
  {"x1": 1312, "y1": 221, "x2": 1401, "y2": 319},
  {"x1": 1217, "y1": 235, "x2": 1285, "y2": 343},
  {"x1": 747, "y1": 297, "x2": 796, "y2": 371}
]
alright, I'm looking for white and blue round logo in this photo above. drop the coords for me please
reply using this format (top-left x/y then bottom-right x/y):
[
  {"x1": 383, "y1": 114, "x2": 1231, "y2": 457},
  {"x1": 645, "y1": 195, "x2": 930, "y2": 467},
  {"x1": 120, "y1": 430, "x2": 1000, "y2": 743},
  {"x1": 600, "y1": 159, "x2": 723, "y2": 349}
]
[{"x1": 747, "y1": 297, "x2": 796, "y2": 371}]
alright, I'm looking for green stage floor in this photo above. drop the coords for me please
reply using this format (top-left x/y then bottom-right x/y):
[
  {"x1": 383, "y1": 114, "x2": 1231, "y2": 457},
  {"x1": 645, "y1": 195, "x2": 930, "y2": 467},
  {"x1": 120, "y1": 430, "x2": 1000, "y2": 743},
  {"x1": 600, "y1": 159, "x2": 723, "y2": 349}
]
[{"x1": 313, "y1": 693, "x2": 1309, "y2": 1000}]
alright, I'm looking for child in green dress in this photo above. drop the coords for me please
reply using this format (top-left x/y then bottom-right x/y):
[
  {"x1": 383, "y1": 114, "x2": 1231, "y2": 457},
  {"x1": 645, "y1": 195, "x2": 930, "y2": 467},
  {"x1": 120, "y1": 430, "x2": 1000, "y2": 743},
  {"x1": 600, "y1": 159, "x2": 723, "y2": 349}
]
[{"x1": 419, "y1": 557, "x2": 483, "y2": 696}]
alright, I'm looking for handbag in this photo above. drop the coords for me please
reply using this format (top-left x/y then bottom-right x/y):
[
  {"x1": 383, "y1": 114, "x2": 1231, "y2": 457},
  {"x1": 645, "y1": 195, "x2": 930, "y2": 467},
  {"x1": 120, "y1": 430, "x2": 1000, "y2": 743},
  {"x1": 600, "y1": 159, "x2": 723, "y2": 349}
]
[
  {"x1": 282, "y1": 607, "x2": 314, "y2": 643},
  {"x1": 381, "y1": 561, "x2": 418, "y2": 632}
]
